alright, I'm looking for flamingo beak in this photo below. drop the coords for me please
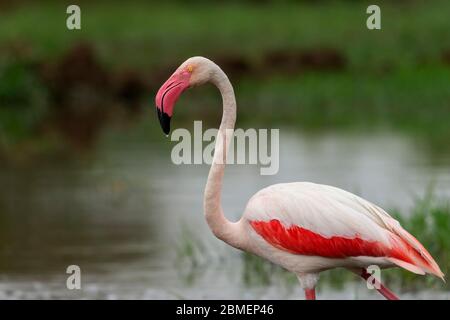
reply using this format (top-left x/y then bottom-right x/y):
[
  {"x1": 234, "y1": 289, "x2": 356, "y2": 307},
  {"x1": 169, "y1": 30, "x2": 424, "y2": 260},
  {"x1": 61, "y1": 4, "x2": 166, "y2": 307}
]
[{"x1": 155, "y1": 70, "x2": 191, "y2": 135}]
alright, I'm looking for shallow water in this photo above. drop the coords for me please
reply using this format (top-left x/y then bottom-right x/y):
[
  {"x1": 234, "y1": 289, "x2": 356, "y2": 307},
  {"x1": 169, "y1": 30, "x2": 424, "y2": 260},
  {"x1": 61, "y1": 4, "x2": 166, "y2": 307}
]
[{"x1": 0, "y1": 129, "x2": 449, "y2": 299}]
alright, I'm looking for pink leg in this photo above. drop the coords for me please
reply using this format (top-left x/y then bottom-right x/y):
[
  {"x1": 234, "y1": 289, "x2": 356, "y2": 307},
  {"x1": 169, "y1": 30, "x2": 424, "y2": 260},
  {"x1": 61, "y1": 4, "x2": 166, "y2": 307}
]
[
  {"x1": 360, "y1": 269, "x2": 399, "y2": 300},
  {"x1": 304, "y1": 288, "x2": 316, "y2": 300}
]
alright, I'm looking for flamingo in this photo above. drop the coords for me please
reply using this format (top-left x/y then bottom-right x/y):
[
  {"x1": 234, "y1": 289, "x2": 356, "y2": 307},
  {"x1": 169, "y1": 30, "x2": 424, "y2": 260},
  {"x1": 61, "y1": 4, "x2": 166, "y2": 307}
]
[{"x1": 155, "y1": 56, "x2": 444, "y2": 300}]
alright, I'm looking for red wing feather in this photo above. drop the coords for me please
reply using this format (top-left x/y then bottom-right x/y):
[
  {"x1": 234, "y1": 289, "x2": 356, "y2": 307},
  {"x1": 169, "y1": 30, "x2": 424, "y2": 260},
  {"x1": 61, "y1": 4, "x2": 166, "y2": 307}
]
[{"x1": 250, "y1": 219, "x2": 390, "y2": 258}]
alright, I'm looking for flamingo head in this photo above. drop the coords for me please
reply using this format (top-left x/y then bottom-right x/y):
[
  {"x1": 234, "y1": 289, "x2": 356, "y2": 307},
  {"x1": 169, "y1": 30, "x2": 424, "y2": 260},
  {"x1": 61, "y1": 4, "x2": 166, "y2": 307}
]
[{"x1": 155, "y1": 56, "x2": 214, "y2": 135}]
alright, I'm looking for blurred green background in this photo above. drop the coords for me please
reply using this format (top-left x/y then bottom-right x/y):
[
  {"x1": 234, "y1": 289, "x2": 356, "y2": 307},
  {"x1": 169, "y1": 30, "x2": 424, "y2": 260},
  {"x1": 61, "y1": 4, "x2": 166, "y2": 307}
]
[{"x1": 0, "y1": 0, "x2": 449, "y2": 299}]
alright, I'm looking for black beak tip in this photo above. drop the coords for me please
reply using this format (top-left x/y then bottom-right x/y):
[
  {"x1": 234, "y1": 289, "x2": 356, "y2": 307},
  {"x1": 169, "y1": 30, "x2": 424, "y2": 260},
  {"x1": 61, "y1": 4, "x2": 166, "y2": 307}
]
[{"x1": 156, "y1": 107, "x2": 171, "y2": 135}]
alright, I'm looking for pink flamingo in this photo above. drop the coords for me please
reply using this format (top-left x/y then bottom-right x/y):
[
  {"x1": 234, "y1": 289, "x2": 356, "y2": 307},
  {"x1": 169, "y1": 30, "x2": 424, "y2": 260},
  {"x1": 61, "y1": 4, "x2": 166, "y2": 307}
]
[{"x1": 155, "y1": 57, "x2": 444, "y2": 300}]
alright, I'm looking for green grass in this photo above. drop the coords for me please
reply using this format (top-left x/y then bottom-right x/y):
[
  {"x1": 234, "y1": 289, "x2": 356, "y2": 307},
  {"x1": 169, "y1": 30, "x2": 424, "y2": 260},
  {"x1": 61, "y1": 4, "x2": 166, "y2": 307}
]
[
  {"x1": 0, "y1": 59, "x2": 49, "y2": 147},
  {"x1": 0, "y1": 1, "x2": 450, "y2": 70},
  {"x1": 1, "y1": 1, "x2": 450, "y2": 157}
]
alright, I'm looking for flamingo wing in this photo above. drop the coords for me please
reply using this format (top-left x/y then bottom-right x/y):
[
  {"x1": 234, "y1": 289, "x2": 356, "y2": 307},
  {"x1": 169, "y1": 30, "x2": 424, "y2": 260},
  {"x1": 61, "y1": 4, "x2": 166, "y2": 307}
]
[{"x1": 244, "y1": 182, "x2": 443, "y2": 279}]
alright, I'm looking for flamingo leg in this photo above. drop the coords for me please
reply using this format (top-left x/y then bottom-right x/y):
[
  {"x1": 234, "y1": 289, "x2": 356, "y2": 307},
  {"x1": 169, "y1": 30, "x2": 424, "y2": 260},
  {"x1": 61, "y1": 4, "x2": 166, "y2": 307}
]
[
  {"x1": 360, "y1": 268, "x2": 399, "y2": 300},
  {"x1": 297, "y1": 273, "x2": 319, "y2": 300},
  {"x1": 304, "y1": 288, "x2": 316, "y2": 300}
]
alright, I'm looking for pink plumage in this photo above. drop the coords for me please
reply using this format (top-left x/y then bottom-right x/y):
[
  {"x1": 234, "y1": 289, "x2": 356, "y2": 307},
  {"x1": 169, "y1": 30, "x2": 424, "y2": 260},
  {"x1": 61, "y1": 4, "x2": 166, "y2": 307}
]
[{"x1": 244, "y1": 182, "x2": 443, "y2": 280}]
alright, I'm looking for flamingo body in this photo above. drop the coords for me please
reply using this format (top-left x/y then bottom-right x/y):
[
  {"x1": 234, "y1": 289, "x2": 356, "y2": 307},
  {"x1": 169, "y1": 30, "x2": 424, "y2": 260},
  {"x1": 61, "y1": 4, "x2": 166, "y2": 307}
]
[{"x1": 242, "y1": 182, "x2": 443, "y2": 278}]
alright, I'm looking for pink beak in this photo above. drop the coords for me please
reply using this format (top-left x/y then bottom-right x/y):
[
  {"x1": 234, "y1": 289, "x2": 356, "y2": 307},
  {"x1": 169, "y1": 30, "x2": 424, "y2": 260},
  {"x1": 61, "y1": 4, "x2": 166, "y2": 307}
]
[{"x1": 155, "y1": 70, "x2": 191, "y2": 135}]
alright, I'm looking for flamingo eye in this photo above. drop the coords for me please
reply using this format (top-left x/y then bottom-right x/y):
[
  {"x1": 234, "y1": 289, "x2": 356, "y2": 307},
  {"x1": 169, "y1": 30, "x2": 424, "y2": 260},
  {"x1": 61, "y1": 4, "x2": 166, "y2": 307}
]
[{"x1": 186, "y1": 65, "x2": 194, "y2": 73}]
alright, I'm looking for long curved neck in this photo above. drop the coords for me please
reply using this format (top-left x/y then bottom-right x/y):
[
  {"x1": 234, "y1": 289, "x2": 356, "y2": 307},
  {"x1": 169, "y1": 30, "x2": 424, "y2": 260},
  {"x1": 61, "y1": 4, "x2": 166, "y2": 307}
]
[{"x1": 203, "y1": 65, "x2": 242, "y2": 249}]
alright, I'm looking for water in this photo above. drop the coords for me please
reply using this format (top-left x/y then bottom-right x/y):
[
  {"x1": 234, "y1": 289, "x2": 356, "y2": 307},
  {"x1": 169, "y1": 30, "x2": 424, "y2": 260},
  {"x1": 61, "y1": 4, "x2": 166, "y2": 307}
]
[{"x1": 0, "y1": 129, "x2": 449, "y2": 299}]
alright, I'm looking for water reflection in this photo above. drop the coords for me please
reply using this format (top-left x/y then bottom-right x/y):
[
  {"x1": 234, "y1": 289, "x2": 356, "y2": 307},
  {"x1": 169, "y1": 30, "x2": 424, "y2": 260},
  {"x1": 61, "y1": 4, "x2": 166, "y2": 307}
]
[{"x1": 0, "y1": 129, "x2": 449, "y2": 299}]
